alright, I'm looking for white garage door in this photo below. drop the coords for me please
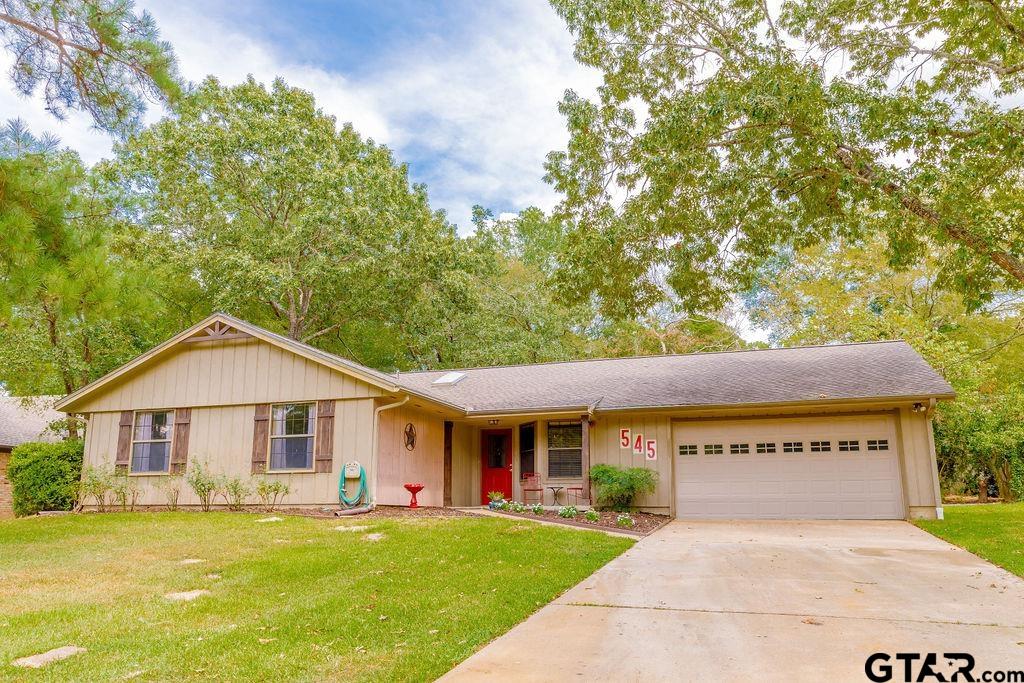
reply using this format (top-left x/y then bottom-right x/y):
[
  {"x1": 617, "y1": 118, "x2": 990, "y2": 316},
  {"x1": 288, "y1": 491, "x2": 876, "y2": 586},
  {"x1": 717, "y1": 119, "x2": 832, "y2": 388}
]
[{"x1": 673, "y1": 414, "x2": 904, "y2": 519}]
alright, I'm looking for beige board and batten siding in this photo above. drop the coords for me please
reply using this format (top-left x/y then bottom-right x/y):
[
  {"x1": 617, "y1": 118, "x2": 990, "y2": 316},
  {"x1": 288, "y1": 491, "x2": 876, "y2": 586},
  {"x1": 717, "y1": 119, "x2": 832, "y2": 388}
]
[
  {"x1": 897, "y1": 406, "x2": 943, "y2": 519},
  {"x1": 69, "y1": 338, "x2": 383, "y2": 413},
  {"x1": 77, "y1": 336, "x2": 384, "y2": 507},
  {"x1": 83, "y1": 400, "x2": 376, "y2": 507},
  {"x1": 589, "y1": 415, "x2": 673, "y2": 514},
  {"x1": 449, "y1": 423, "x2": 479, "y2": 507},
  {"x1": 376, "y1": 405, "x2": 445, "y2": 507}
]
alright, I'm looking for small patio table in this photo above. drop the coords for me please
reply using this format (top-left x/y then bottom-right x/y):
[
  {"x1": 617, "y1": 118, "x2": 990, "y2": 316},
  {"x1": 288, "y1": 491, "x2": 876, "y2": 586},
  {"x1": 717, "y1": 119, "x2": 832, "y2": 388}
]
[{"x1": 546, "y1": 485, "x2": 564, "y2": 505}]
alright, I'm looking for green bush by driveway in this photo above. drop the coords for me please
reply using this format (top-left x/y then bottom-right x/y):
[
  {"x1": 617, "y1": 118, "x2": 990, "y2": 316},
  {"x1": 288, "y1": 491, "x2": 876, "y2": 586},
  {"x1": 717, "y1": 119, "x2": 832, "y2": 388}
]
[
  {"x1": 0, "y1": 512, "x2": 632, "y2": 680},
  {"x1": 917, "y1": 503, "x2": 1024, "y2": 578},
  {"x1": 7, "y1": 440, "x2": 83, "y2": 516}
]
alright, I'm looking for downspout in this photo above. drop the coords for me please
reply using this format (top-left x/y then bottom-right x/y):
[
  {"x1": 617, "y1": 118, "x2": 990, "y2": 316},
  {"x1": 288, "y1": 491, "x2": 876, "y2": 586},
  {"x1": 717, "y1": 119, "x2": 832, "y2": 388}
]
[{"x1": 369, "y1": 396, "x2": 409, "y2": 505}]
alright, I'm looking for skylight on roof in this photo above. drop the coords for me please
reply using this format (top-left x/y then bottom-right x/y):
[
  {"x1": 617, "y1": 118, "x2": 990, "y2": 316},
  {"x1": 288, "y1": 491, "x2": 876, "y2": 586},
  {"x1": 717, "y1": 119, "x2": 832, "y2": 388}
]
[{"x1": 432, "y1": 371, "x2": 467, "y2": 386}]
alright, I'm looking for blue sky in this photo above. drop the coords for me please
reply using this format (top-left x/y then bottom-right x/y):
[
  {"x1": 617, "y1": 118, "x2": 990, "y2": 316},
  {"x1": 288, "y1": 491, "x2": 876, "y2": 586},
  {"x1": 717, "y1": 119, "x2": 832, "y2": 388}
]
[{"x1": 0, "y1": 0, "x2": 600, "y2": 232}]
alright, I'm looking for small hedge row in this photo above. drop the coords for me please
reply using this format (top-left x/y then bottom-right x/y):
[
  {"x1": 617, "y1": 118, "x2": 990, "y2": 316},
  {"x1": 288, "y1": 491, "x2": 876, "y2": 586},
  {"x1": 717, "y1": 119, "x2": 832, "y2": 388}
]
[{"x1": 7, "y1": 440, "x2": 84, "y2": 517}]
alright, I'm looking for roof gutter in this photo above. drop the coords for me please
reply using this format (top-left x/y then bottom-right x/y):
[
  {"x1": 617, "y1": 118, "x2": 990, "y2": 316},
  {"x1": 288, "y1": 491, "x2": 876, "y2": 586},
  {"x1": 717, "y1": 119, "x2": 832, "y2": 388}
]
[{"x1": 590, "y1": 393, "x2": 957, "y2": 415}]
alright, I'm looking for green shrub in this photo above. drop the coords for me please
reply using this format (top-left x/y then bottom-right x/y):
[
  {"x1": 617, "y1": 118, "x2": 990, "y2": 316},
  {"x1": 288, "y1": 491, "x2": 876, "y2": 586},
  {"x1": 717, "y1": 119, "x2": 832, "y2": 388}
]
[
  {"x1": 530, "y1": 503, "x2": 544, "y2": 514},
  {"x1": 220, "y1": 476, "x2": 252, "y2": 511},
  {"x1": 79, "y1": 465, "x2": 113, "y2": 511},
  {"x1": 557, "y1": 505, "x2": 578, "y2": 519},
  {"x1": 584, "y1": 509, "x2": 600, "y2": 522},
  {"x1": 615, "y1": 513, "x2": 636, "y2": 528},
  {"x1": 109, "y1": 474, "x2": 142, "y2": 512},
  {"x1": 255, "y1": 479, "x2": 290, "y2": 511},
  {"x1": 155, "y1": 475, "x2": 184, "y2": 510},
  {"x1": 186, "y1": 461, "x2": 220, "y2": 511},
  {"x1": 588, "y1": 464, "x2": 659, "y2": 511},
  {"x1": 7, "y1": 440, "x2": 83, "y2": 516}
]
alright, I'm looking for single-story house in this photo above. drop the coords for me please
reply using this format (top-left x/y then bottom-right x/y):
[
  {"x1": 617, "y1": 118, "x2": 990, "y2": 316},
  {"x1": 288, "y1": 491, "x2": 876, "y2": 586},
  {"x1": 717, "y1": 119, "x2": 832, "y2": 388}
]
[
  {"x1": 0, "y1": 396, "x2": 63, "y2": 517},
  {"x1": 55, "y1": 313, "x2": 955, "y2": 520}
]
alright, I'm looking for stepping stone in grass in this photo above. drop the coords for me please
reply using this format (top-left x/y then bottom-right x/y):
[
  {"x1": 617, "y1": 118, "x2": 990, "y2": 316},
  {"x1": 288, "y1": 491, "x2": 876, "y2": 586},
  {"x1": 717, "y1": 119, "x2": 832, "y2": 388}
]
[
  {"x1": 255, "y1": 516, "x2": 283, "y2": 523},
  {"x1": 165, "y1": 589, "x2": 211, "y2": 602},
  {"x1": 364, "y1": 533, "x2": 386, "y2": 542},
  {"x1": 12, "y1": 646, "x2": 86, "y2": 668},
  {"x1": 179, "y1": 558, "x2": 205, "y2": 565},
  {"x1": 204, "y1": 573, "x2": 222, "y2": 580},
  {"x1": 334, "y1": 525, "x2": 370, "y2": 532}
]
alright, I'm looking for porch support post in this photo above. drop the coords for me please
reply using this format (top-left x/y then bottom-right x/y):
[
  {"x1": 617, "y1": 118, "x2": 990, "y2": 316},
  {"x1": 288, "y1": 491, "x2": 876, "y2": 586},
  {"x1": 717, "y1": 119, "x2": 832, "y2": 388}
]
[
  {"x1": 443, "y1": 421, "x2": 453, "y2": 507},
  {"x1": 580, "y1": 414, "x2": 591, "y2": 502}
]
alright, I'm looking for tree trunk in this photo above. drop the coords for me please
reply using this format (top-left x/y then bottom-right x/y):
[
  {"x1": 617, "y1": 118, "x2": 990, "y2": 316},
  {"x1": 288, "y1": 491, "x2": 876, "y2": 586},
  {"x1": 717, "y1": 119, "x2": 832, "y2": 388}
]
[
  {"x1": 834, "y1": 146, "x2": 1024, "y2": 286},
  {"x1": 978, "y1": 473, "x2": 989, "y2": 503}
]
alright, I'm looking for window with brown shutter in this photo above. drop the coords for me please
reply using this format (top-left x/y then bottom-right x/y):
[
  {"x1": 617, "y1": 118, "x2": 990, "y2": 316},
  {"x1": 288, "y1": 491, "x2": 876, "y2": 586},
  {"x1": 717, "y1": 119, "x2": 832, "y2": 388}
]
[
  {"x1": 170, "y1": 408, "x2": 191, "y2": 474},
  {"x1": 115, "y1": 411, "x2": 133, "y2": 473},
  {"x1": 314, "y1": 400, "x2": 334, "y2": 473},
  {"x1": 252, "y1": 404, "x2": 271, "y2": 474},
  {"x1": 130, "y1": 411, "x2": 173, "y2": 473}
]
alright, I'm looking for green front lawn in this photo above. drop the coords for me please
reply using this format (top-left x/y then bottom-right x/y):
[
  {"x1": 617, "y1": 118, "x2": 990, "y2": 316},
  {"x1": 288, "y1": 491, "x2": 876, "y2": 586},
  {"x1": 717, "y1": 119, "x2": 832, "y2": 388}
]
[
  {"x1": 917, "y1": 503, "x2": 1024, "y2": 578},
  {"x1": 0, "y1": 512, "x2": 632, "y2": 681}
]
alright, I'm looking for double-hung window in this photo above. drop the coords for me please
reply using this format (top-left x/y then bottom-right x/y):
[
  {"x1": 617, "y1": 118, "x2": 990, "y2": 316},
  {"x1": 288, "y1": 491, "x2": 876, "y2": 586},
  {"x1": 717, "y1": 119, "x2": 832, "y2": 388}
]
[
  {"x1": 547, "y1": 421, "x2": 583, "y2": 478},
  {"x1": 270, "y1": 403, "x2": 316, "y2": 471},
  {"x1": 131, "y1": 411, "x2": 173, "y2": 473}
]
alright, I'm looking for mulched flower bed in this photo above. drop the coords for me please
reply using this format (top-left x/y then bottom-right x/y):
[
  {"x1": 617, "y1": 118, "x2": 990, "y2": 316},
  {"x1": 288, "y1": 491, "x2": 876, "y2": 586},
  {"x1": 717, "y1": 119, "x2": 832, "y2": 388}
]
[{"x1": 488, "y1": 508, "x2": 670, "y2": 536}]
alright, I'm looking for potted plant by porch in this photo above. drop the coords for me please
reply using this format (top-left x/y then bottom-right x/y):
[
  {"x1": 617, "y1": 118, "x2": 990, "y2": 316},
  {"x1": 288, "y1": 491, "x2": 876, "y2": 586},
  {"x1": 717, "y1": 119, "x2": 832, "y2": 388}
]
[{"x1": 487, "y1": 491, "x2": 505, "y2": 510}]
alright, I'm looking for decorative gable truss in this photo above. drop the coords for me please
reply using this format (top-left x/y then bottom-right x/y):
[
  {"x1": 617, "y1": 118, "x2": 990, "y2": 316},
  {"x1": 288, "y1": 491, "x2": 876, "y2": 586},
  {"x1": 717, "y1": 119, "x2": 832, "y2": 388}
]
[{"x1": 181, "y1": 321, "x2": 254, "y2": 344}]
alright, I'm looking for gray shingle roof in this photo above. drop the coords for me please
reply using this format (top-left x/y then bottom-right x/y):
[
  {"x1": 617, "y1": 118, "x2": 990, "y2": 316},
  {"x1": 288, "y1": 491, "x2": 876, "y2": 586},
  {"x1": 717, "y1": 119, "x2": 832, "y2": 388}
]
[
  {"x1": 0, "y1": 397, "x2": 62, "y2": 448},
  {"x1": 395, "y1": 341, "x2": 955, "y2": 414}
]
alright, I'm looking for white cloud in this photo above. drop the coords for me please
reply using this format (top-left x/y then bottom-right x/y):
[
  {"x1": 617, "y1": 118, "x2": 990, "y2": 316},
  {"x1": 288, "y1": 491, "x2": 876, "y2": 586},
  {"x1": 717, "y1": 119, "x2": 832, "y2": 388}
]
[{"x1": 0, "y1": 0, "x2": 598, "y2": 232}]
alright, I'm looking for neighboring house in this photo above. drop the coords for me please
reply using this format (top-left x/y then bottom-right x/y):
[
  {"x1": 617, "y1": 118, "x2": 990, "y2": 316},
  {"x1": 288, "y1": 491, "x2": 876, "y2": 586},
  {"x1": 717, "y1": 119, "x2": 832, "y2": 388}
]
[
  {"x1": 55, "y1": 313, "x2": 955, "y2": 520},
  {"x1": 0, "y1": 396, "x2": 62, "y2": 518}
]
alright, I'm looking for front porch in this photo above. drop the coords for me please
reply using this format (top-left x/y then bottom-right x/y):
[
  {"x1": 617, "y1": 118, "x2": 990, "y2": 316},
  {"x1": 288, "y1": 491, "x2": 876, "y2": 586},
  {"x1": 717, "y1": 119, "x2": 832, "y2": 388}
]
[{"x1": 447, "y1": 415, "x2": 593, "y2": 508}]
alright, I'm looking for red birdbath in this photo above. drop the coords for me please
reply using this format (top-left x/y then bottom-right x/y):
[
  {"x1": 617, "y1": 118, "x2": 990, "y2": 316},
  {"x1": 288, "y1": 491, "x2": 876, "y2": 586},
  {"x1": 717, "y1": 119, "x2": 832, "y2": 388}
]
[{"x1": 404, "y1": 483, "x2": 425, "y2": 509}]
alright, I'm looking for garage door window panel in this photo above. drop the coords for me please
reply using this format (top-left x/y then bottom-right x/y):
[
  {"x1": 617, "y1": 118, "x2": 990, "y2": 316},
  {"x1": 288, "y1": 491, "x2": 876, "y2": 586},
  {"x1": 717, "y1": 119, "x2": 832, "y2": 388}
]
[
  {"x1": 678, "y1": 444, "x2": 698, "y2": 456},
  {"x1": 838, "y1": 440, "x2": 860, "y2": 452},
  {"x1": 730, "y1": 443, "x2": 750, "y2": 455},
  {"x1": 783, "y1": 441, "x2": 804, "y2": 453},
  {"x1": 704, "y1": 444, "x2": 723, "y2": 455},
  {"x1": 810, "y1": 440, "x2": 831, "y2": 452},
  {"x1": 867, "y1": 439, "x2": 889, "y2": 451},
  {"x1": 756, "y1": 442, "x2": 776, "y2": 454}
]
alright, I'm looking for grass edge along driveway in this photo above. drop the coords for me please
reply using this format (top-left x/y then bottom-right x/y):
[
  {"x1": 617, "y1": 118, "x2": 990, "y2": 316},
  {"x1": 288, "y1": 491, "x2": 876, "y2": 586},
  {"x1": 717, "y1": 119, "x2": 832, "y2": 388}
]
[
  {"x1": 916, "y1": 502, "x2": 1024, "y2": 579},
  {"x1": 0, "y1": 512, "x2": 633, "y2": 681}
]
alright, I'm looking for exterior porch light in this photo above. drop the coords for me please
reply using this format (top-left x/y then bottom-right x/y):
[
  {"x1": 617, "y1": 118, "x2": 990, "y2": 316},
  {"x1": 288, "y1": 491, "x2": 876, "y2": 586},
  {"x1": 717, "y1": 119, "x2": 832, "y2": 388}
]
[{"x1": 488, "y1": 419, "x2": 500, "y2": 425}]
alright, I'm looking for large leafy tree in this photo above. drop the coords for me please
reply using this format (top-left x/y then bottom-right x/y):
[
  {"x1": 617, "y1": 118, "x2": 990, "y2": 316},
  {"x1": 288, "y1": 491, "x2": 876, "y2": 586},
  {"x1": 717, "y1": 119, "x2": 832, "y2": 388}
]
[
  {"x1": 0, "y1": 149, "x2": 167, "y2": 435},
  {"x1": 112, "y1": 76, "x2": 463, "y2": 354},
  {"x1": 748, "y1": 236, "x2": 1024, "y2": 498},
  {"x1": 0, "y1": 0, "x2": 179, "y2": 132},
  {"x1": 547, "y1": 0, "x2": 1024, "y2": 317}
]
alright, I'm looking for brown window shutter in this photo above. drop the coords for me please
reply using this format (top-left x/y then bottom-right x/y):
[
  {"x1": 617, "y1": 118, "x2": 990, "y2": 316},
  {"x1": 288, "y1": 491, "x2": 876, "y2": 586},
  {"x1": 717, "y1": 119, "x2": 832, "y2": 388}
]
[
  {"x1": 315, "y1": 400, "x2": 335, "y2": 473},
  {"x1": 115, "y1": 411, "x2": 133, "y2": 473},
  {"x1": 252, "y1": 404, "x2": 270, "y2": 474},
  {"x1": 171, "y1": 408, "x2": 191, "y2": 474}
]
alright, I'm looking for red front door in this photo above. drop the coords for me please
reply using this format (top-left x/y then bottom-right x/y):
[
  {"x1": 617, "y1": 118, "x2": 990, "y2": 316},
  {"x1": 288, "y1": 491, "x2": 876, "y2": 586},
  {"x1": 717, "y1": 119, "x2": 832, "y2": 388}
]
[{"x1": 480, "y1": 430, "x2": 513, "y2": 504}]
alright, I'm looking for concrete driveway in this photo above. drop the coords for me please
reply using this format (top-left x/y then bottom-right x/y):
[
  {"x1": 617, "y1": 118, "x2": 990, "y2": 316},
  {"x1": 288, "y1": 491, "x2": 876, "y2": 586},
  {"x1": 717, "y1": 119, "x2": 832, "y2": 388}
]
[{"x1": 441, "y1": 520, "x2": 1024, "y2": 681}]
